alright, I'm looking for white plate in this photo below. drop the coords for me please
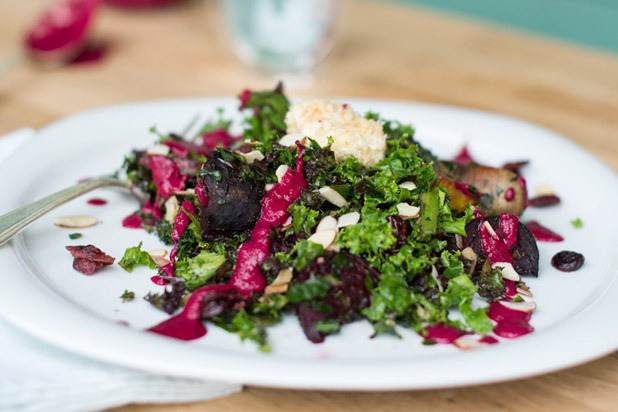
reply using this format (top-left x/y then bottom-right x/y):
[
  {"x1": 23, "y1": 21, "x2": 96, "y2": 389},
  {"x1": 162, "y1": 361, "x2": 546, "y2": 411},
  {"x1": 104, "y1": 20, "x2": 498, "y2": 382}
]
[{"x1": 0, "y1": 98, "x2": 617, "y2": 390}]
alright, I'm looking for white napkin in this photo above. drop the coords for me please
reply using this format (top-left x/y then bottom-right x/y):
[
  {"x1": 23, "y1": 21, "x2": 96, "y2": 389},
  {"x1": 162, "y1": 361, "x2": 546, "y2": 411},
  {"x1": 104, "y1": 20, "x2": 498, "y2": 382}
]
[{"x1": 0, "y1": 129, "x2": 242, "y2": 412}]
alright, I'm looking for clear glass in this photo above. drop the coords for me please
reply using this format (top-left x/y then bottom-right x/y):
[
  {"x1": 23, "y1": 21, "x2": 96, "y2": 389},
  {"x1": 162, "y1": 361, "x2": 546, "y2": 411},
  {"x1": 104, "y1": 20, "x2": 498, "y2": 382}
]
[{"x1": 219, "y1": 0, "x2": 339, "y2": 74}]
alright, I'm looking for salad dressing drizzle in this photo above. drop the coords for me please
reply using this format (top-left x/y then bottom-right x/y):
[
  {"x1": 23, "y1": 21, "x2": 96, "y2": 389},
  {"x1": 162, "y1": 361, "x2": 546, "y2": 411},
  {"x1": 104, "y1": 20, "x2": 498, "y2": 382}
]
[{"x1": 148, "y1": 146, "x2": 307, "y2": 340}]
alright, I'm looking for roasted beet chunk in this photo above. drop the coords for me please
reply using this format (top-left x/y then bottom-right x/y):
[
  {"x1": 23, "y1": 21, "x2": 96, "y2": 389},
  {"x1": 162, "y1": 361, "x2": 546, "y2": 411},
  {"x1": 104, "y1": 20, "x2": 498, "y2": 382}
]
[
  {"x1": 199, "y1": 150, "x2": 264, "y2": 241},
  {"x1": 65, "y1": 245, "x2": 115, "y2": 275},
  {"x1": 292, "y1": 252, "x2": 379, "y2": 343},
  {"x1": 463, "y1": 216, "x2": 539, "y2": 277}
]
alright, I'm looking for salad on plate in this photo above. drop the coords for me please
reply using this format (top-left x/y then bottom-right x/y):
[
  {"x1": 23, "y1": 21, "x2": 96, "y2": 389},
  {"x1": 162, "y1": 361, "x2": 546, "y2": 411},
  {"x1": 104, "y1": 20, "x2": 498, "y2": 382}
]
[{"x1": 65, "y1": 84, "x2": 581, "y2": 352}]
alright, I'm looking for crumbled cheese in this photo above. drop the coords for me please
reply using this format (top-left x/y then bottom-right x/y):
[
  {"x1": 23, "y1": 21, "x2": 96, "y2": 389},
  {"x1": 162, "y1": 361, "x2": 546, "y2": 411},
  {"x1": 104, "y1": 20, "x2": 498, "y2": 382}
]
[{"x1": 284, "y1": 98, "x2": 387, "y2": 166}]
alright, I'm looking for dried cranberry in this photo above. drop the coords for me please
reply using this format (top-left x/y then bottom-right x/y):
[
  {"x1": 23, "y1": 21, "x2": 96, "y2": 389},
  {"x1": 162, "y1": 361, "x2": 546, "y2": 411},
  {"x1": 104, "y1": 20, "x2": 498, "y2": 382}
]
[
  {"x1": 551, "y1": 251, "x2": 584, "y2": 272},
  {"x1": 66, "y1": 244, "x2": 114, "y2": 275},
  {"x1": 529, "y1": 195, "x2": 561, "y2": 207}
]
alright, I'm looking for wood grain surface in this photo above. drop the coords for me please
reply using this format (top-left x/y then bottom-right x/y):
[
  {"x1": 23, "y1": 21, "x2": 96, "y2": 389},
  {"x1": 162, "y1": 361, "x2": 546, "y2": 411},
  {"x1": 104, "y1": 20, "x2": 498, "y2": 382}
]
[{"x1": 1, "y1": 0, "x2": 617, "y2": 411}]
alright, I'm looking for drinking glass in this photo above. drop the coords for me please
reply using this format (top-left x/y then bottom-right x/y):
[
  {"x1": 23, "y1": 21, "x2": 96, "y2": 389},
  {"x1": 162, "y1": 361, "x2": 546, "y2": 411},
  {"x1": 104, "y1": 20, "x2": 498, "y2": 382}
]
[{"x1": 219, "y1": 0, "x2": 339, "y2": 74}]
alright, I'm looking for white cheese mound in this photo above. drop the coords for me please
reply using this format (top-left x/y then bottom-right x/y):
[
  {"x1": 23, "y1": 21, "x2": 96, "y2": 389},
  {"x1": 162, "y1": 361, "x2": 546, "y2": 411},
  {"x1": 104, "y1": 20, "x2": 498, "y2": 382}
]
[{"x1": 284, "y1": 98, "x2": 387, "y2": 166}]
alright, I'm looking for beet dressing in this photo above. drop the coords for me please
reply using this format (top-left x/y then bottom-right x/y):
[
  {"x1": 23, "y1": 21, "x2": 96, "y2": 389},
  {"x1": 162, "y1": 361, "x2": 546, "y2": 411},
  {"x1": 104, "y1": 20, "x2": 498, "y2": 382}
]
[
  {"x1": 148, "y1": 146, "x2": 307, "y2": 340},
  {"x1": 525, "y1": 221, "x2": 564, "y2": 242},
  {"x1": 122, "y1": 201, "x2": 163, "y2": 229},
  {"x1": 87, "y1": 198, "x2": 107, "y2": 205},
  {"x1": 159, "y1": 200, "x2": 196, "y2": 277},
  {"x1": 421, "y1": 324, "x2": 467, "y2": 344}
]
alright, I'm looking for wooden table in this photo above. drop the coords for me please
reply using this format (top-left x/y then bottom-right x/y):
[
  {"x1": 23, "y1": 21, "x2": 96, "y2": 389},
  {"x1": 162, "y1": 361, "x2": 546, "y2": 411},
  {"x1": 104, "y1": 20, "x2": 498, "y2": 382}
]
[{"x1": 2, "y1": 1, "x2": 618, "y2": 411}]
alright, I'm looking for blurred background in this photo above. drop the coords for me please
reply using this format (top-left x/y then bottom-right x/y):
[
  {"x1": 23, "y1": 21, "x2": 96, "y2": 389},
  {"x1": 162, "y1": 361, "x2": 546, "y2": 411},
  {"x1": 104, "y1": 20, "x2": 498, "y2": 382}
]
[{"x1": 0, "y1": 0, "x2": 617, "y2": 167}]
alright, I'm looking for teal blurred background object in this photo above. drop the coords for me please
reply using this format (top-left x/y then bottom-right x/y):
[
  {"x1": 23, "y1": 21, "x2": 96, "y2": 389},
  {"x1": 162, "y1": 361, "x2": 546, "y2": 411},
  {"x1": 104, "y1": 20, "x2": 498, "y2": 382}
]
[{"x1": 392, "y1": 0, "x2": 618, "y2": 53}]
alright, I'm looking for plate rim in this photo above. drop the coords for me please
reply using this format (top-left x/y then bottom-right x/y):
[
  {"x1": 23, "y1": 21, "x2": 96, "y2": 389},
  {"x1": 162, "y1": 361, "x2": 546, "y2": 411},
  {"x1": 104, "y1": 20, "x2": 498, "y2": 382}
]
[{"x1": 1, "y1": 96, "x2": 617, "y2": 390}]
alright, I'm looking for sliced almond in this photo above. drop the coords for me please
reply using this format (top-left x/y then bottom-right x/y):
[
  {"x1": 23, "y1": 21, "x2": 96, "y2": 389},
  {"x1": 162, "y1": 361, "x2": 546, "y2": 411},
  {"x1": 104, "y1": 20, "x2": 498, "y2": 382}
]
[
  {"x1": 146, "y1": 144, "x2": 170, "y2": 156},
  {"x1": 316, "y1": 187, "x2": 348, "y2": 208},
  {"x1": 516, "y1": 286, "x2": 533, "y2": 297},
  {"x1": 492, "y1": 262, "x2": 521, "y2": 281},
  {"x1": 535, "y1": 184, "x2": 555, "y2": 197},
  {"x1": 399, "y1": 181, "x2": 417, "y2": 191},
  {"x1": 326, "y1": 243, "x2": 341, "y2": 253},
  {"x1": 337, "y1": 211, "x2": 360, "y2": 228},
  {"x1": 461, "y1": 247, "x2": 477, "y2": 261},
  {"x1": 483, "y1": 221, "x2": 499, "y2": 239},
  {"x1": 164, "y1": 195, "x2": 179, "y2": 224},
  {"x1": 238, "y1": 150, "x2": 265, "y2": 164},
  {"x1": 316, "y1": 216, "x2": 338, "y2": 233},
  {"x1": 279, "y1": 133, "x2": 305, "y2": 147},
  {"x1": 282, "y1": 215, "x2": 293, "y2": 228},
  {"x1": 264, "y1": 267, "x2": 294, "y2": 294},
  {"x1": 307, "y1": 229, "x2": 337, "y2": 249},
  {"x1": 499, "y1": 300, "x2": 537, "y2": 313},
  {"x1": 54, "y1": 215, "x2": 98, "y2": 229},
  {"x1": 275, "y1": 165, "x2": 289, "y2": 182},
  {"x1": 172, "y1": 188, "x2": 195, "y2": 196},
  {"x1": 454, "y1": 335, "x2": 488, "y2": 350},
  {"x1": 148, "y1": 249, "x2": 168, "y2": 258},
  {"x1": 430, "y1": 265, "x2": 444, "y2": 293},
  {"x1": 151, "y1": 256, "x2": 171, "y2": 267},
  {"x1": 265, "y1": 183, "x2": 275, "y2": 192},
  {"x1": 396, "y1": 202, "x2": 420, "y2": 219}
]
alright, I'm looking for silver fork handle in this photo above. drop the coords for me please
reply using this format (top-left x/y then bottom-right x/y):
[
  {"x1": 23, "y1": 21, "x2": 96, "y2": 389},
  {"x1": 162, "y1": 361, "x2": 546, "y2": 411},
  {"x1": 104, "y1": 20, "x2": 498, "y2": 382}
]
[{"x1": 0, "y1": 177, "x2": 128, "y2": 247}]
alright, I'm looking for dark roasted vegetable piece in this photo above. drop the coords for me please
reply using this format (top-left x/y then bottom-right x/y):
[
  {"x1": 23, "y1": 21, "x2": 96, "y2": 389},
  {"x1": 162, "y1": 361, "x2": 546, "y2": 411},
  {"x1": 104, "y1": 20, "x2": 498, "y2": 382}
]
[
  {"x1": 442, "y1": 162, "x2": 526, "y2": 216},
  {"x1": 199, "y1": 150, "x2": 264, "y2": 241},
  {"x1": 462, "y1": 216, "x2": 539, "y2": 277}
]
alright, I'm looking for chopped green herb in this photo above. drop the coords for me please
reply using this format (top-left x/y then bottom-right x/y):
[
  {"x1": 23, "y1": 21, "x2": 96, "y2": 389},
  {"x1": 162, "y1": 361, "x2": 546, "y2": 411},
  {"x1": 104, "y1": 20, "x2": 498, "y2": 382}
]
[
  {"x1": 120, "y1": 290, "x2": 135, "y2": 302},
  {"x1": 69, "y1": 233, "x2": 82, "y2": 240},
  {"x1": 571, "y1": 217, "x2": 583, "y2": 228},
  {"x1": 118, "y1": 242, "x2": 158, "y2": 272}
]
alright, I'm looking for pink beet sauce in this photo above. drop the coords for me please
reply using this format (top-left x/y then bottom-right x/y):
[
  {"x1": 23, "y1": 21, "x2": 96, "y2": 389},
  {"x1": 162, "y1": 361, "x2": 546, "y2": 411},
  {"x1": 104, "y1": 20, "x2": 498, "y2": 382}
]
[
  {"x1": 518, "y1": 176, "x2": 529, "y2": 209},
  {"x1": 493, "y1": 318, "x2": 534, "y2": 338},
  {"x1": 504, "y1": 187, "x2": 515, "y2": 202},
  {"x1": 239, "y1": 89, "x2": 251, "y2": 110},
  {"x1": 148, "y1": 146, "x2": 307, "y2": 340},
  {"x1": 121, "y1": 214, "x2": 142, "y2": 228},
  {"x1": 168, "y1": 201, "x2": 196, "y2": 268},
  {"x1": 150, "y1": 275, "x2": 169, "y2": 286},
  {"x1": 422, "y1": 324, "x2": 467, "y2": 344},
  {"x1": 473, "y1": 206, "x2": 484, "y2": 219},
  {"x1": 201, "y1": 130, "x2": 242, "y2": 151},
  {"x1": 147, "y1": 284, "x2": 233, "y2": 340},
  {"x1": 195, "y1": 183, "x2": 208, "y2": 207},
  {"x1": 453, "y1": 145, "x2": 475, "y2": 165},
  {"x1": 230, "y1": 145, "x2": 307, "y2": 294},
  {"x1": 488, "y1": 301, "x2": 531, "y2": 323},
  {"x1": 503, "y1": 280, "x2": 518, "y2": 297},
  {"x1": 122, "y1": 201, "x2": 162, "y2": 229},
  {"x1": 149, "y1": 155, "x2": 187, "y2": 200},
  {"x1": 87, "y1": 198, "x2": 107, "y2": 205},
  {"x1": 525, "y1": 221, "x2": 564, "y2": 242},
  {"x1": 479, "y1": 220, "x2": 512, "y2": 264},
  {"x1": 454, "y1": 181, "x2": 473, "y2": 197},
  {"x1": 479, "y1": 336, "x2": 499, "y2": 344},
  {"x1": 499, "y1": 213, "x2": 519, "y2": 249}
]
